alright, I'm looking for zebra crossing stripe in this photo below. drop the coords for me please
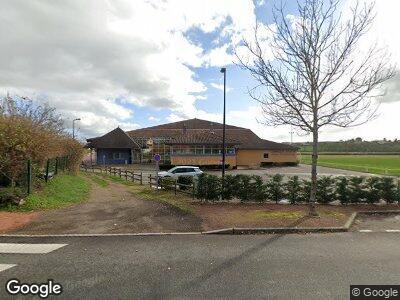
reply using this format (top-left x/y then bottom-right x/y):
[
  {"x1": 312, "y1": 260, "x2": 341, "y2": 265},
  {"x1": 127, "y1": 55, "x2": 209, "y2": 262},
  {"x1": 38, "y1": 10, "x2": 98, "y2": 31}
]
[
  {"x1": 0, "y1": 243, "x2": 67, "y2": 254},
  {"x1": 0, "y1": 264, "x2": 16, "y2": 272},
  {"x1": 359, "y1": 230, "x2": 372, "y2": 232},
  {"x1": 385, "y1": 229, "x2": 400, "y2": 232}
]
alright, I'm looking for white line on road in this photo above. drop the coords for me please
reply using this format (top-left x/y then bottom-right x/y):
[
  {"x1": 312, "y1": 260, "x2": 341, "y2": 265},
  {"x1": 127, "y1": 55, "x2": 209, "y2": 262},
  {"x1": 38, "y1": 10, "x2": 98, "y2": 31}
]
[
  {"x1": 0, "y1": 264, "x2": 17, "y2": 272},
  {"x1": 385, "y1": 230, "x2": 400, "y2": 232},
  {"x1": 359, "y1": 230, "x2": 373, "y2": 232},
  {"x1": 0, "y1": 243, "x2": 67, "y2": 254}
]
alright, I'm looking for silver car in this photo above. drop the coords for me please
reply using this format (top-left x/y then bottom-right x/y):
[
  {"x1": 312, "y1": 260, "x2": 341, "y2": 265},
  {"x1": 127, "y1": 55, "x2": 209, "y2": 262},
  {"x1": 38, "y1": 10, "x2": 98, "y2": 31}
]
[{"x1": 157, "y1": 166, "x2": 203, "y2": 178}]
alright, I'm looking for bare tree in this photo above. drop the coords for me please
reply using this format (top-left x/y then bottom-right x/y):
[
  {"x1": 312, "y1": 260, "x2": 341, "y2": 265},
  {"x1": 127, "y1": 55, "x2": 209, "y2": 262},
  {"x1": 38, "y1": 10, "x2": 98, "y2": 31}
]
[
  {"x1": 237, "y1": 0, "x2": 395, "y2": 216},
  {"x1": 0, "y1": 93, "x2": 64, "y2": 133}
]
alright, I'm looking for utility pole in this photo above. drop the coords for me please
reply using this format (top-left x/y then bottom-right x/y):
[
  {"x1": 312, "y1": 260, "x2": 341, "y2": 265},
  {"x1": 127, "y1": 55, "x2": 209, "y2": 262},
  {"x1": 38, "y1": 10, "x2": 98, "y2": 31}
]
[
  {"x1": 220, "y1": 67, "x2": 226, "y2": 197},
  {"x1": 72, "y1": 118, "x2": 81, "y2": 139}
]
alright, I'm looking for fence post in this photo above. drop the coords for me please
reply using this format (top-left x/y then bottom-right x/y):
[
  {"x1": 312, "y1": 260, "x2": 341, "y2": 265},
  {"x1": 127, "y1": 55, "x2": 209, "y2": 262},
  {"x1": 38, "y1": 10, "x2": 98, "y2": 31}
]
[
  {"x1": 192, "y1": 181, "x2": 195, "y2": 200},
  {"x1": 125, "y1": 170, "x2": 128, "y2": 180},
  {"x1": 55, "y1": 157, "x2": 58, "y2": 175},
  {"x1": 140, "y1": 172, "x2": 143, "y2": 185},
  {"x1": 45, "y1": 159, "x2": 50, "y2": 182},
  {"x1": 174, "y1": 179, "x2": 177, "y2": 195},
  {"x1": 118, "y1": 168, "x2": 122, "y2": 178},
  {"x1": 27, "y1": 160, "x2": 32, "y2": 194}
]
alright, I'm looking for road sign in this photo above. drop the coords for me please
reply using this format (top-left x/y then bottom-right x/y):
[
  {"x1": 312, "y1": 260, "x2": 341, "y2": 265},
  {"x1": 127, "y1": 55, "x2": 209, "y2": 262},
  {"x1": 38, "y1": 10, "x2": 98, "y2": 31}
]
[{"x1": 154, "y1": 154, "x2": 161, "y2": 162}]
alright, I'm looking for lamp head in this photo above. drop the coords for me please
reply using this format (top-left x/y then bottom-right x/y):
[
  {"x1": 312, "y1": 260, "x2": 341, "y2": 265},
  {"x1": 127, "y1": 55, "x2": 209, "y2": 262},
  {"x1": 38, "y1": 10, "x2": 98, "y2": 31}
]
[{"x1": 220, "y1": 67, "x2": 226, "y2": 73}]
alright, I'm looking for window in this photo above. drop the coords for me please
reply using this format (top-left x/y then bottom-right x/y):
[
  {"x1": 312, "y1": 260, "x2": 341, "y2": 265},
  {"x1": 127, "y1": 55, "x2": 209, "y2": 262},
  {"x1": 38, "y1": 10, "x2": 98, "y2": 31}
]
[
  {"x1": 226, "y1": 148, "x2": 235, "y2": 155},
  {"x1": 113, "y1": 152, "x2": 124, "y2": 159},
  {"x1": 263, "y1": 153, "x2": 269, "y2": 159}
]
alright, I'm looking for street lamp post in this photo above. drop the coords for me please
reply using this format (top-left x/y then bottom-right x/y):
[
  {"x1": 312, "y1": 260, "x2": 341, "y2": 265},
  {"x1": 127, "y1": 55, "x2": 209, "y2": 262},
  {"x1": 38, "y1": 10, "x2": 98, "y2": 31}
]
[
  {"x1": 72, "y1": 118, "x2": 81, "y2": 139},
  {"x1": 220, "y1": 67, "x2": 226, "y2": 197}
]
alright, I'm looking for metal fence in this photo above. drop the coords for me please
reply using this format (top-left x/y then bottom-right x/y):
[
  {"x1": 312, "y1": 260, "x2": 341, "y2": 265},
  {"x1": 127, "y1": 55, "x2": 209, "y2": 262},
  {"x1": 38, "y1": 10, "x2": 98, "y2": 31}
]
[{"x1": 0, "y1": 156, "x2": 70, "y2": 194}]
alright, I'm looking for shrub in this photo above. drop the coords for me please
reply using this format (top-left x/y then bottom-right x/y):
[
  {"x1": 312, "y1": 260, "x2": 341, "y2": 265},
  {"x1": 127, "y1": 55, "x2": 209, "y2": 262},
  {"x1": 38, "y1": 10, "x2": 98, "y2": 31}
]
[
  {"x1": 396, "y1": 180, "x2": 400, "y2": 202},
  {"x1": 379, "y1": 177, "x2": 397, "y2": 203},
  {"x1": 300, "y1": 179, "x2": 312, "y2": 203},
  {"x1": 195, "y1": 173, "x2": 220, "y2": 202},
  {"x1": 316, "y1": 176, "x2": 335, "y2": 204},
  {"x1": 0, "y1": 96, "x2": 85, "y2": 187},
  {"x1": 221, "y1": 174, "x2": 239, "y2": 200},
  {"x1": 235, "y1": 174, "x2": 253, "y2": 202},
  {"x1": 365, "y1": 177, "x2": 381, "y2": 204},
  {"x1": 265, "y1": 174, "x2": 284, "y2": 203},
  {"x1": 286, "y1": 176, "x2": 301, "y2": 204},
  {"x1": 335, "y1": 177, "x2": 350, "y2": 205},
  {"x1": 0, "y1": 187, "x2": 26, "y2": 207},
  {"x1": 251, "y1": 175, "x2": 267, "y2": 202},
  {"x1": 348, "y1": 177, "x2": 366, "y2": 203},
  {"x1": 177, "y1": 176, "x2": 193, "y2": 190},
  {"x1": 160, "y1": 177, "x2": 176, "y2": 191}
]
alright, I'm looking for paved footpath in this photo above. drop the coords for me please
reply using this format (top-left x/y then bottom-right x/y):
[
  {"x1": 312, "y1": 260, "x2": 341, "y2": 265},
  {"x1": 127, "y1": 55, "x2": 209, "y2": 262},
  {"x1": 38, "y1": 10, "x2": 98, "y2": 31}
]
[{"x1": 1, "y1": 232, "x2": 400, "y2": 299}]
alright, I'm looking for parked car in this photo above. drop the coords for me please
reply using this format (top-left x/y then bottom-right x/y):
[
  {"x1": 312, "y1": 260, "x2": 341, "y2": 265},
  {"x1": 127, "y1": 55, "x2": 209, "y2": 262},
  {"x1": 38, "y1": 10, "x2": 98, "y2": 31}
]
[{"x1": 157, "y1": 166, "x2": 203, "y2": 178}]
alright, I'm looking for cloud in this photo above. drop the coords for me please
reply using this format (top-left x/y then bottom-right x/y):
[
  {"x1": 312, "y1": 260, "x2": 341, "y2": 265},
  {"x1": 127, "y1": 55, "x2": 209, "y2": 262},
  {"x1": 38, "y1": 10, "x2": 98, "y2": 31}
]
[
  {"x1": 210, "y1": 83, "x2": 232, "y2": 92},
  {"x1": 0, "y1": 0, "x2": 257, "y2": 137},
  {"x1": 148, "y1": 116, "x2": 160, "y2": 122}
]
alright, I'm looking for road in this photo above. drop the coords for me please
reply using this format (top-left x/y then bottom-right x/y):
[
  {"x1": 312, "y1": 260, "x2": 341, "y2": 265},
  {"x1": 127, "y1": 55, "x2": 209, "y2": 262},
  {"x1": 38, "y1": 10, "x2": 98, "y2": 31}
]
[{"x1": 1, "y1": 233, "x2": 400, "y2": 299}]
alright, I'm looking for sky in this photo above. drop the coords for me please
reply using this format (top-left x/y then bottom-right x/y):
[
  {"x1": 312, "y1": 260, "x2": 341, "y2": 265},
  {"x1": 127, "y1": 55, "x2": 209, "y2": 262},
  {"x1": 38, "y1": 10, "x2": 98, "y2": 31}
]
[{"x1": 0, "y1": 0, "x2": 399, "y2": 142}]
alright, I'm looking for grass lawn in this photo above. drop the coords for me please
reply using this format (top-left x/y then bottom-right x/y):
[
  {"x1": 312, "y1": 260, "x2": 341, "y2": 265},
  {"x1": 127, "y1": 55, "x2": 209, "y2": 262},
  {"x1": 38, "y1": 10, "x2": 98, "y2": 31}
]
[
  {"x1": 86, "y1": 173, "x2": 109, "y2": 187},
  {"x1": 301, "y1": 154, "x2": 400, "y2": 176},
  {"x1": 6, "y1": 175, "x2": 91, "y2": 211}
]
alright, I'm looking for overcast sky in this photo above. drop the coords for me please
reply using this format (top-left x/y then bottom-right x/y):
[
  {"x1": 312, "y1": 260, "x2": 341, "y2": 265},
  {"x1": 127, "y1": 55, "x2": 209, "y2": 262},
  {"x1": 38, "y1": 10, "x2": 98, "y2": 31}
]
[{"x1": 0, "y1": 0, "x2": 399, "y2": 142}]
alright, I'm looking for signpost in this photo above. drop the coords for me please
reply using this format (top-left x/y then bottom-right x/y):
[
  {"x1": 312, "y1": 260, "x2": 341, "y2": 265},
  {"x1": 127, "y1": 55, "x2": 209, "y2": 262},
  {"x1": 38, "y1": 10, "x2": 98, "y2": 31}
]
[{"x1": 154, "y1": 154, "x2": 161, "y2": 189}]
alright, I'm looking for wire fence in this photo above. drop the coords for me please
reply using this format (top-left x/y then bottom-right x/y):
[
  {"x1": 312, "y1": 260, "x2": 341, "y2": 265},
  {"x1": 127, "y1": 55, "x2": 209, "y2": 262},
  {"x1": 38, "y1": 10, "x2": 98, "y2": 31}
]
[{"x1": 0, "y1": 156, "x2": 71, "y2": 195}]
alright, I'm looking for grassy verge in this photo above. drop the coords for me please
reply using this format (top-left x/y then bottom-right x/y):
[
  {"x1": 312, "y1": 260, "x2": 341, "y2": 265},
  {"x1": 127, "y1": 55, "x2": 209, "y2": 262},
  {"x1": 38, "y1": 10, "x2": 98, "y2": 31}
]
[
  {"x1": 6, "y1": 175, "x2": 90, "y2": 211},
  {"x1": 301, "y1": 154, "x2": 400, "y2": 176},
  {"x1": 86, "y1": 173, "x2": 109, "y2": 187}
]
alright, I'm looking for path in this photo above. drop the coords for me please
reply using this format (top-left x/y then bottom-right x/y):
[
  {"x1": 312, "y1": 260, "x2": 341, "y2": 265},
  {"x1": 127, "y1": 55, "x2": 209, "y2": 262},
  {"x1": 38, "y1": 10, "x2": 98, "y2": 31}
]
[{"x1": 10, "y1": 178, "x2": 202, "y2": 234}]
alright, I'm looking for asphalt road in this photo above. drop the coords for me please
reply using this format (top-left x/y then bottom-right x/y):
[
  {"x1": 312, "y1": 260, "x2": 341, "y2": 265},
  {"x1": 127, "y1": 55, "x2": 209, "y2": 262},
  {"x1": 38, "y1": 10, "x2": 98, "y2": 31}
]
[{"x1": 1, "y1": 233, "x2": 400, "y2": 299}]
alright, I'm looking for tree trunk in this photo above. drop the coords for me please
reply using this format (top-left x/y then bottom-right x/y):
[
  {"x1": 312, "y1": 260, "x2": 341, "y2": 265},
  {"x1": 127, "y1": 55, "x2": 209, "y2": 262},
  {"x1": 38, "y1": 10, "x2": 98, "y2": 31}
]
[{"x1": 309, "y1": 129, "x2": 319, "y2": 216}]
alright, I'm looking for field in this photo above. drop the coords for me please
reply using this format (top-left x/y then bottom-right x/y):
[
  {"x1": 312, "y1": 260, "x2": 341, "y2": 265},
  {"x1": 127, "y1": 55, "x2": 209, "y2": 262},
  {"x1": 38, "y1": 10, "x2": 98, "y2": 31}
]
[{"x1": 300, "y1": 154, "x2": 400, "y2": 176}]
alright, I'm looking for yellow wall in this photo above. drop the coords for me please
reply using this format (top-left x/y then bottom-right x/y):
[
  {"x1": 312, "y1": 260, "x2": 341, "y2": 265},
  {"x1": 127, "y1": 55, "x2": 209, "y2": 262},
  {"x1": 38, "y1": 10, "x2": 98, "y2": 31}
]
[
  {"x1": 171, "y1": 155, "x2": 236, "y2": 167},
  {"x1": 236, "y1": 150, "x2": 299, "y2": 167},
  {"x1": 171, "y1": 150, "x2": 299, "y2": 168}
]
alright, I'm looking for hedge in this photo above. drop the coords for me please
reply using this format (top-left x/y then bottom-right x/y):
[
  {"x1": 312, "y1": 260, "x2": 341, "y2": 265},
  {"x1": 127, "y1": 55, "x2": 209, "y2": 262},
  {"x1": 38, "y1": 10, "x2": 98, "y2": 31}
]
[{"x1": 194, "y1": 173, "x2": 400, "y2": 204}]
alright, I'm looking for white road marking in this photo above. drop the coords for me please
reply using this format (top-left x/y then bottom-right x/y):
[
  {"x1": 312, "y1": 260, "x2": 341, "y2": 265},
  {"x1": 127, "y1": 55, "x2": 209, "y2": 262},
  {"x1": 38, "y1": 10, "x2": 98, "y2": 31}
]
[
  {"x1": 385, "y1": 229, "x2": 400, "y2": 232},
  {"x1": 0, "y1": 264, "x2": 16, "y2": 272},
  {"x1": 359, "y1": 230, "x2": 372, "y2": 232},
  {"x1": 0, "y1": 243, "x2": 67, "y2": 254}
]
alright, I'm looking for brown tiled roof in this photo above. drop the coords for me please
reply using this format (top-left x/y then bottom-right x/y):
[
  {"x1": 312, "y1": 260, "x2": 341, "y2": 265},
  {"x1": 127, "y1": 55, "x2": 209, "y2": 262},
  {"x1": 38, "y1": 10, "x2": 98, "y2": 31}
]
[
  {"x1": 86, "y1": 127, "x2": 140, "y2": 149},
  {"x1": 125, "y1": 118, "x2": 298, "y2": 151}
]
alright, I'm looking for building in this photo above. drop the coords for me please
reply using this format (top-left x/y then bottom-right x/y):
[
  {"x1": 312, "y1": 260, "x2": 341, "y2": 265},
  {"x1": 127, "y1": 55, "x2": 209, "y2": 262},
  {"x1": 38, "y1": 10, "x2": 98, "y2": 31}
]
[{"x1": 86, "y1": 118, "x2": 299, "y2": 168}]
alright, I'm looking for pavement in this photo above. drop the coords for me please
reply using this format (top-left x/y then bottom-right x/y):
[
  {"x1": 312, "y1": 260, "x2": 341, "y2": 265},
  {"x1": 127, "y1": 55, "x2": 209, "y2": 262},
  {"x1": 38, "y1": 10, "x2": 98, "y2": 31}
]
[{"x1": 1, "y1": 231, "x2": 400, "y2": 299}]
